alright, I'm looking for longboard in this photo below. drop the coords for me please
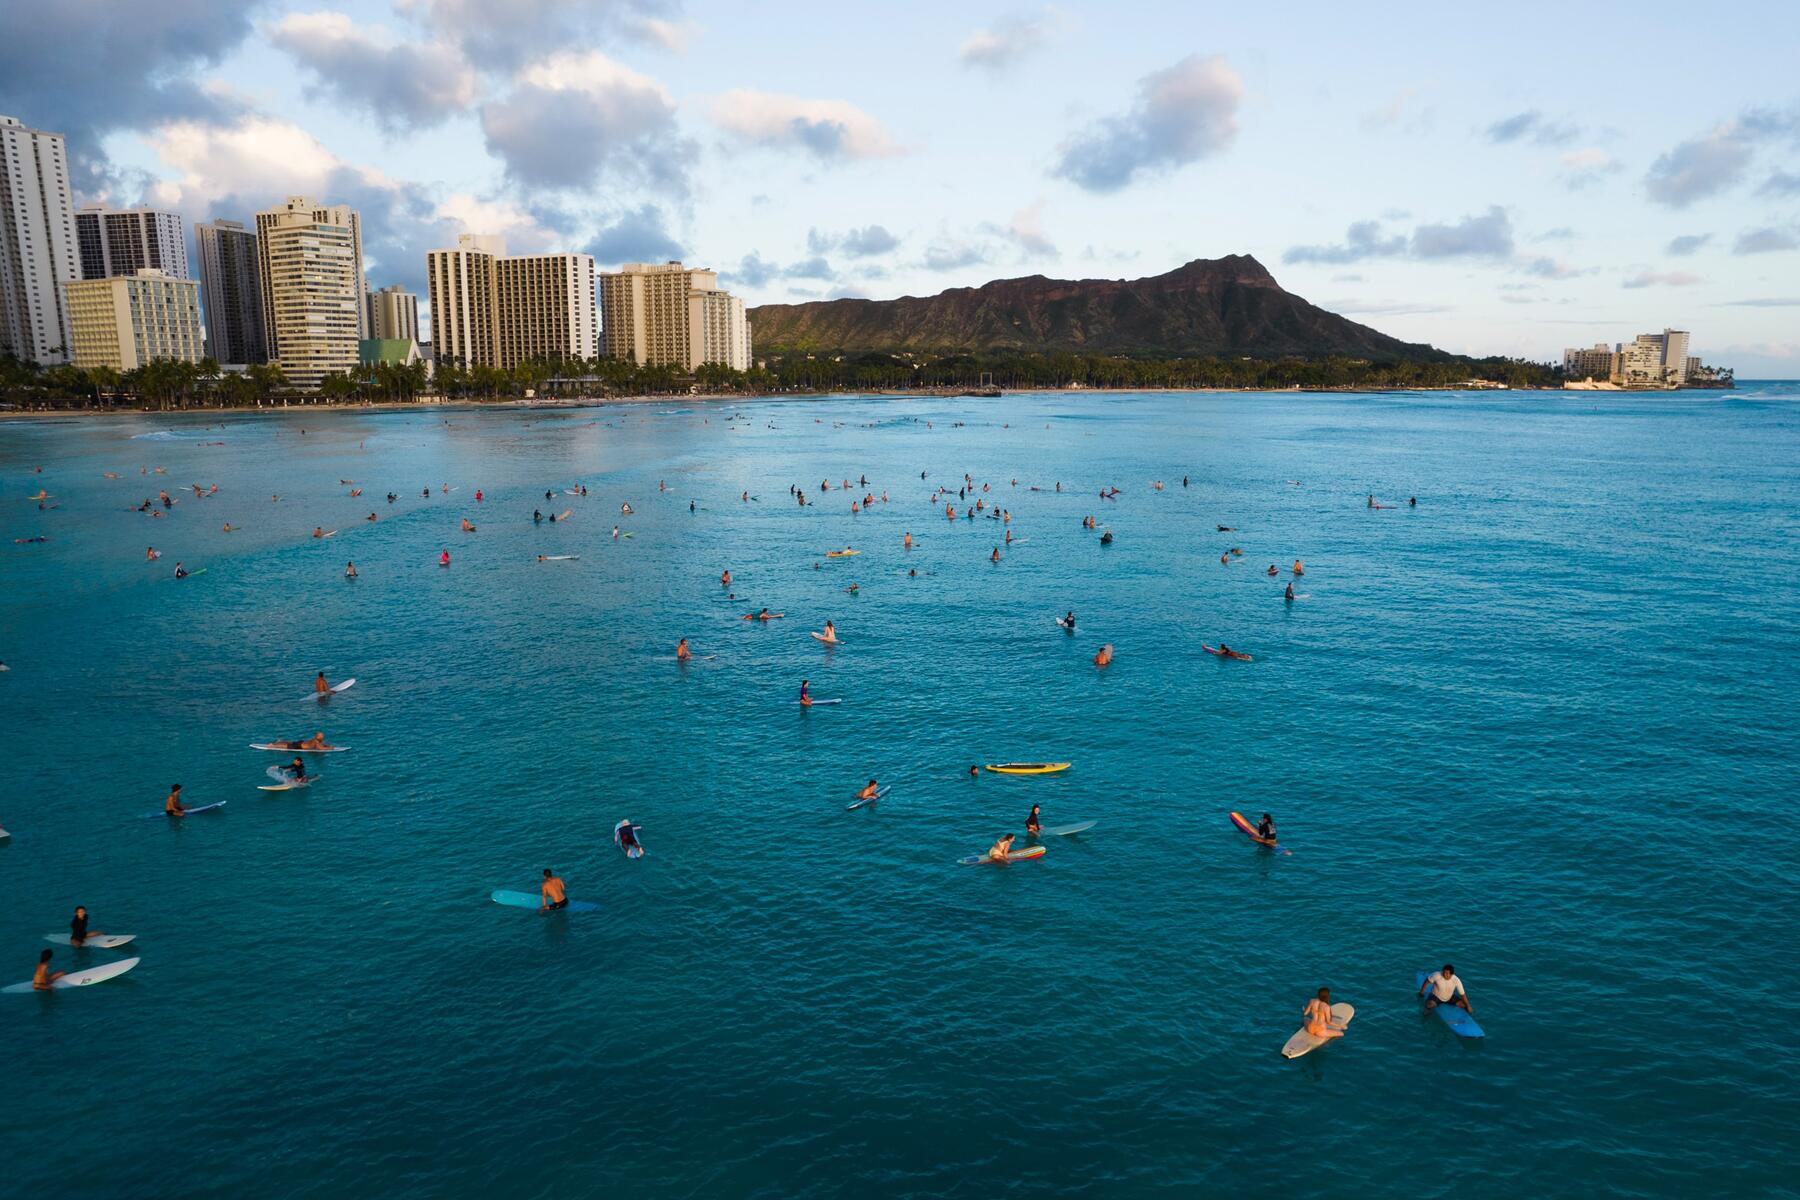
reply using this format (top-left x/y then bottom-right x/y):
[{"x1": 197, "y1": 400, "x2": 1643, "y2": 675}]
[
  {"x1": 1042, "y1": 821, "x2": 1096, "y2": 836},
  {"x1": 142, "y1": 802, "x2": 226, "y2": 819},
  {"x1": 614, "y1": 820, "x2": 646, "y2": 859},
  {"x1": 258, "y1": 779, "x2": 315, "y2": 791},
  {"x1": 1281, "y1": 1003, "x2": 1354, "y2": 1058},
  {"x1": 847, "y1": 785, "x2": 891, "y2": 811},
  {"x1": 1229, "y1": 811, "x2": 1291, "y2": 855},
  {"x1": 250, "y1": 744, "x2": 348, "y2": 752},
  {"x1": 985, "y1": 763, "x2": 1070, "y2": 775},
  {"x1": 307, "y1": 678, "x2": 355, "y2": 701},
  {"x1": 810, "y1": 632, "x2": 839, "y2": 644},
  {"x1": 46, "y1": 934, "x2": 136, "y2": 949},
  {"x1": 802, "y1": 698, "x2": 843, "y2": 706},
  {"x1": 1416, "y1": 972, "x2": 1485, "y2": 1038},
  {"x1": 491, "y1": 889, "x2": 599, "y2": 914},
  {"x1": 5, "y1": 957, "x2": 140, "y2": 993},
  {"x1": 959, "y1": 844, "x2": 1048, "y2": 865}
]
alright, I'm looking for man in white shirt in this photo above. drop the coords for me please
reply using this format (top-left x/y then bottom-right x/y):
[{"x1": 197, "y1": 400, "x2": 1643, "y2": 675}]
[{"x1": 1419, "y1": 964, "x2": 1474, "y2": 1015}]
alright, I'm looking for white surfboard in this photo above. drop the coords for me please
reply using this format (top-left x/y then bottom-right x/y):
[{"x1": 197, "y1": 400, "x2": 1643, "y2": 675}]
[
  {"x1": 1043, "y1": 821, "x2": 1097, "y2": 836},
  {"x1": 250, "y1": 744, "x2": 348, "y2": 752},
  {"x1": 46, "y1": 934, "x2": 136, "y2": 949},
  {"x1": 259, "y1": 776, "x2": 317, "y2": 791},
  {"x1": 1281, "y1": 1003, "x2": 1354, "y2": 1058},
  {"x1": 810, "y1": 632, "x2": 839, "y2": 644},
  {"x1": 306, "y1": 678, "x2": 355, "y2": 701},
  {"x1": 847, "y1": 785, "x2": 891, "y2": 811},
  {"x1": 5, "y1": 956, "x2": 140, "y2": 993}
]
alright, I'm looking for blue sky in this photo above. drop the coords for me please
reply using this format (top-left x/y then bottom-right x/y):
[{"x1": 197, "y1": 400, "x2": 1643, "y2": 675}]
[{"x1": 6, "y1": 0, "x2": 1799, "y2": 372}]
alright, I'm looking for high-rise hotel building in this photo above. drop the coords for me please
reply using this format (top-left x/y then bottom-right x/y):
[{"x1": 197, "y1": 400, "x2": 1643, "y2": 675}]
[
  {"x1": 75, "y1": 205, "x2": 189, "y2": 280},
  {"x1": 255, "y1": 197, "x2": 365, "y2": 389},
  {"x1": 0, "y1": 114, "x2": 79, "y2": 364},
  {"x1": 63, "y1": 269, "x2": 203, "y2": 371},
  {"x1": 425, "y1": 235, "x2": 597, "y2": 369},
  {"x1": 598, "y1": 261, "x2": 751, "y2": 373},
  {"x1": 195, "y1": 218, "x2": 267, "y2": 364},
  {"x1": 365, "y1": 284, "x2": 420, "y2": 344}
]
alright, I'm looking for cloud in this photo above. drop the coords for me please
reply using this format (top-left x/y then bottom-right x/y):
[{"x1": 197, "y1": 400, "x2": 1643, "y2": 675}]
[
  {"x1": 1644, "y1": 121, "x2": 1758, "y2": 207},
  {"x1": 1622, "y1": 270, "x2": 1703, "y2": 289},
  {"x1": 784, "y1": 255, "x2": 835, "y2": 281},
  {"x1": 921, "y1": 238, "x2": 990, "y2": 271},
  {"x1": 727, "y1": 253, "x2": 780, "y2": 289},
  {"x1": 435, "y1": 193, "x2": 561, "y2": 253},
  {"x1": 1362, "y1": 88, "x2": 1424, "y2": 132},
  {"x1": 710, "y1": 91, "x2": 902, "y2": 160},
  {"x1": 481, "y1": 50, "x2": 690, "y2": 191},
  {"x1": 1053, "y1": 53, "x2": 1242, "y2": 192},
  {"x1": 807, "y1": 225, "x2": 901, "y2": 258},
  {"x1": 1761, "y1": 170, "x2": 1800, "y2": 196},
  {"x1": 959, "y1": 9, "x2": 1061, "y2": 71},
  {"x1": 582, "y1": 204, "x2": 685, "y2": 266},
  {"x1": 1486, "y1": 110, "x2": 1578, "y2": 145},
  {"x1": 1559, "y1": 148, "x2": 1621, "y2": 189},
  {"x1": 1284, "y1": 220, "x2": 1408, "y2": 264},
  {"x1": 270, "y1": 11, "x2": 477, "y2": 131},
  {"x1": 1322, "y1": 299, "x2": 1452, "y2": 317},
  {"x1": 626, "y1": 16, "x2": 699, "y2": 52},
  {"x1": 1716, "y1": 297, "x2": 1800, "y2": 307},
  {"x1": 1535, "y1": 226, "x2": 1577, "y2": 241},
  {"x1": 0, "y1": 0, "x2": 256, "y2": 190},
  {"x1": 1005, "y1": 200, "x2": 1057, "y2": 256},
  {"x1": 1666, "y1": 233, "x2": 1711, "y2": 256},
  {"x1": 1412, "y1": 207, "x2": 1515, "y2": 258},
  {"x1": 394, "y1": 0, "x2": 671, "y2": 72},
  {"x1": 1523, "y1": 257, "x2": 1585, "y2": 279},
  {"x1": 1734, "y1": 226, "x2": 1799, "y2": 254}
]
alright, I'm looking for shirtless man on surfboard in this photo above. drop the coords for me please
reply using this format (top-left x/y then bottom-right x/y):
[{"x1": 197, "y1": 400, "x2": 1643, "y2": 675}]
[
  {"x1": 314, "y1": 671, "x2": 330, "y2": 696},
  {"x1": 540, "y1": 869, "x2": 568, "y2": 912},
  {"x1": 856, "y1": 779, "x2": 880, "y2": 802},
  {"x1": 165, "y1": 784, "x2": 189, "y2": 817}
]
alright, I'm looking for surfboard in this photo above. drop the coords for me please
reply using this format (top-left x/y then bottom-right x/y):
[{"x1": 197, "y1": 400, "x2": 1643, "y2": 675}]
[
  {"x1": 958, "y1": 844, "x2": 1048, "y2": 865},
  {"x1": 984, "y1": 763, "x2": 1070, "y2": 775},
  {"x1": 4, "y1": 957, "x2": 140, "y2": 993},
  {"x1": 142, "y1": 801, "x2": 226, "y2": 819},
  {"x1": 1229, "y1": 811, "x2": 1290, "y2": 855},
  {"x1": 538, "y1": 555, "x2": 579, "y2": 561},
  {"x1": 307, "y1": 678, "x2": 355, "y2": 701},
  {"x1": 802, "y1": 698, "x2": 843, "y2": 706},
  {"x1": 1042, "y1": 821, "x2": 1096, "y2": 836},
  {"x1": 46, "y1": 934, "x2": 136, "y2": 949},
  {"x1": 1055, "y1": 618, "x2": 1075, "y2": 631},
  {"x1": 1416, "y1": 972, "x2": 1485, "y2": 1038},
  {"x1": 258, "y1": 778, "x2": 315, "y2": 791},
  {"x1": 825, "y1": 550, "x2": 860, "y2": 557},
  {"x1": 556, "y1": 510, "x2": 572, "y2": 520},
  {"x1": 1282, "y1": 1003, "x2": 1354, "y2": 1058},
  {"x1": 846, "y1": 785, "x2": 891, "y2": 811},
  {"x1": 491, "y1": 889, "x2": 599, "y2": 914},
  {"x1": 614, "y1": 820, "x2": 646, "y2": 859},
  {"x1": 250, "y1": 744, "x2": 348, "y2": 752},
  {"x1": 810, "y1": 632, "x2": 839, "y2": 644}
]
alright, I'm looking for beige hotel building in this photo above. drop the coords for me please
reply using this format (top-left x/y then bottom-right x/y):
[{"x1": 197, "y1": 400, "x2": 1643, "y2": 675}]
[
  {"x1": 63, "y1": 268, "x2": 203, "y2": 371},
  {"x1": 255, "y1": 197, "x2": 366, "y2": 390},
  {"x1": 426, "y1": 235, "x2": 597, "y2": 369},
  {"x1": 599, "y1": 261, "x2": 752, "y2": 373}
]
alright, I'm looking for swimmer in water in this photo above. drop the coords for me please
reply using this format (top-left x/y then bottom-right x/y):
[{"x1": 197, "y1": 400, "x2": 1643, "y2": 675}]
[{"x1": 345, "y1": 562, "x2": 357, "y2": 578}]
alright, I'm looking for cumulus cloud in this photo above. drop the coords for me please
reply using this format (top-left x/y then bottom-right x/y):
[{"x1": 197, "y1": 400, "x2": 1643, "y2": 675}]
[
  {"x1": 721, "y1": 250, "x2": 837, "y2": 289},
  {"x1": 710, "y1": 91, "x2": 902, "y2": 160},
  {"x1": 1644, "y1": 121, "x2": 1759, "y2": 207},
  {"x1": 1285, "y1": 207, "x2": 1512, "y2": 265},
  {"x1": 1734, "y1": 226, "x2": 1799, "y2": 254},
  {"x1": 1666, "y1": 233, "x2": 1711, "y2": 256},
  {"x1": 435, "y1": 193, "x2": 562, "y2": 253},
  {"x1": 921, "y1": 238, "x2": 990, "y2": 271},
  {"x1": 1004, "y1": 200, "x2": 1057, "y2": 256},
  {"x1": 0, "y1": 0, "x2": 256, "y2": 190},
  {"x1": 1760, "y1": 170, "x2": 1800, "y2": 196},
  {"x1": 270, "y1": 11, "x2": 477, "y2": 130},
  {"x1": 482, "y1": 50, "x2": 690, "y2": 191},
  {"x1": 959, "y1": 8, "x2": 1062, "y2": 71},
  {"x1": 395, "y1": 0, "x2": 673, "y2": 71},
  {"x1": 1559, "y1": 148, "x2": 1621, "y2": 189},
  {"x1": 1486, "y1": 110, "x2": 1578, "y2": 145},
  {"x1": 585, "y1": 204, "x2": 686, "y2": 265},
  {"x1": 807, "y1": 226, "x2": 901, "y2": 258},
  {"x1": 1053, "y1": 53, "x2": 1242, "y2": 192},
  {"x1": 1622, "y1": 270, "x2": 1703, "y2": 289},
  {"x1": 627, "y1": 16, "x2": 699, "y2": 52}
]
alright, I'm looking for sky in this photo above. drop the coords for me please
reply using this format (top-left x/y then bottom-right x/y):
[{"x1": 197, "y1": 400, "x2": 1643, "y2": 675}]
[{"x1": 5, "y1": 0, "x2": 1799, "y2": 374}]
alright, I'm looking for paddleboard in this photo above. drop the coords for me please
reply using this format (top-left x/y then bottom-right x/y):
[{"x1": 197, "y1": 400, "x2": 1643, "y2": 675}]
[
  {"x1": 984, "y1": 762, "x2": 1071, "y2": 775},
  {"x1": 46, "y1": 934, "x2": 136, "y2": 949},
  {"x1": 846, "y1": 785, "x2": 891, "y2": 811},
  {"x1": 1416, "y1": 972, "x2": 1485, "y2": 1038},
  {"x1": 614, "y1": 820, "x2": 646, "y2": 859},
  {"x1": 1042, "y1": 821, "x2": 1096, "y2": 836},
  {"x1": 307, "y1": 678, "x2": 355, "y2": 701},
  {"x1": 810, "y1": 632, "x2": 839, "y2": 644},
  {"x1": 250, "y1": 744, "x2": 347, "y2": 752},
  {"x1": 802, "y1": 698, "x2": 843, "y2": 706},
  {"x1": 1281, "y1": 1003, "x2": 1354, "y2": 1058},
  {"x1": 4, "y1": 957, "x2": 140, "y2": 994},
  {"x1": 490, "y1": 889, "x2": 599, "y2": 914},
  {"x1": 1229, "y1": 811, "x2": 1290, "y2": 855},
  {"x1": 142, "y1": 801, "x2": 226, "y2": 819},
  {"x1": 958, "y1": 844, "x2": 1048, "y2": 865}
]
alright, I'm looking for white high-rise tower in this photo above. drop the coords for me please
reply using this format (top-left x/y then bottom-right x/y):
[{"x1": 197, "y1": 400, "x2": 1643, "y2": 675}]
[{"x1": 0, "y1": 114, "x2": 80, "y2": 364}]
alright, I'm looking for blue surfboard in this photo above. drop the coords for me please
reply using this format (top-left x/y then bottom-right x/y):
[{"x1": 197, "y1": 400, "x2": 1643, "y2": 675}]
[
  {"x1": 1416, "y1": 971, "x2": 1484, "y2": 1038},
  {"x1": 491, "y1": 889, "x2": 599, "y2": 914}
]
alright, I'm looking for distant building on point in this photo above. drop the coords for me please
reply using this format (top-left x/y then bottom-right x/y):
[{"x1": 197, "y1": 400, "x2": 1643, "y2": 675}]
[
  {"x1": 194, "y1": 218, "x2": 267, "y2": 365},
  {"x1": 598, "y1": 261, "x2": 752, "y2": 373},
  {"x1": 1563, "y1": 328, "x2": 1696, "y2": 387},
  {"x1": 63, "y1": 269, "x2": 204, "y2": 371}
]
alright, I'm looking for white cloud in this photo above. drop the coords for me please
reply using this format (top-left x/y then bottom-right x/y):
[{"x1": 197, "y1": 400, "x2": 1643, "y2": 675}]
[
  {"x1": 435, "y1": 194, "x2": 558, "y2": 251},
  {"x1": 1007, "y1": 199, "x2": 1056, "y2": 255},
  {"x1": 710, "y1": 91, "x2": 903, "y2": 160},
  {"x1": 1054, "y1": 54, "x2": 1242, "y2": 192},
  {"x1": 1621, "y1": 270, "x2": 1703, "y2": 289},
  {"x1": 482, "y1": 50, "x2": 689, "y2": 190},
  {"x1": 146, "y1": 115, "x2": 363, "y2": 210},
  {"x1": 270, "y1": 11, "x2": 477, "y2": 129},
  {"x1": 1558, "y1": 147, "x2": 1620, "y2": 189},
  {"x1": 959, "y1": 9, "x2": 1063, "y2": 71}
]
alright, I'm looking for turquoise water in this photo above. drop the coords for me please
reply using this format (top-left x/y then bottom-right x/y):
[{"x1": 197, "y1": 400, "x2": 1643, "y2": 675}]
[{"x1": 2, "y1": 386, "x2": 1797, "y2": 1198}]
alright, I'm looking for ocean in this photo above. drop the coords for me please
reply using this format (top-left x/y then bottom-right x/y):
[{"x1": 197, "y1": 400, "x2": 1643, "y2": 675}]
[{"x1": 2, "y1": 385, "x2": 1796, "y2": 1198}]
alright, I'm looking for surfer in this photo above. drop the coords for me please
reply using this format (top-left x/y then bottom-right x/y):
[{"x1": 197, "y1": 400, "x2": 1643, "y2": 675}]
[
  {"x1": 721, "y1": 570, "x2": 731, "y2": 587},
  {"x1": 165, "y1": 784, "x2": 189, "y2": 817},
  {"x1": 345, "y1": 562, "x2": 357, "y2": 578},
  {"x1": 440, "y1": 550, "x2": 451, "y2": 566},
  {"x1": 533, "y1": 509, "x2": 542, "y2": 522},
  {"x1": 822, "y1": 620, "x2": 836, "y2": 642},
  {"x1": 1094, "y1": 643, "x2": 1113, "y2": 667},
  {"x1": 987, "y1": 833, "x2": 1017, "y2": 862},
  {"x1": 314, "y1": 671, "x2": 330, "y2": 696},
  {"x1": 1284, "y1": 582, "x2": 1295, "y2": 601},
  {"x1": 539, "y1": 869, "x2": 568, "y2": 912},
  {"x1": 1293, "y1": 560, "x2": 1304, "y2": 576},
  {"x1": 1257, "y1": 813, "x2": 1277, "y2": 842},
  {"x1": 282, "y1": 756, "x2": 314, "y2": 783},
  {"x1": 1304, "y1": 988, "x2": 1345, "y2": 1042},
  {"x1": 677, "y1": 638, "x2": 691, "y2": 662},
  {"x1": 1062, "y1": 611, "x2": 1075, "y2": 631},
  {"x1": 461, "y1": 518, "x2": 476, "y2": 532},
  {"x1": 799, "y1": 679, "x2": 812, "y2": 707},
  {"x1": 146, "y1": 546, "x2": 160, "y2": 560},
  {"x1": 1100, "y1": 531, "x2": 1113, "y2": 545},
  {"x1": 69, "y1": 906, "x2": 103, "y2": 947},
  {"x1": 174, "y1": 562, "x2": 189, "y2": 579},
  {"x1": 1026, "y1": 805, "x2": 1042, "y2": 836},
  {"x1": 991, "y1": 547, "x2": 1000, "y2": 563},
  {"x1": 904, "y1": 532, "x2": 912, "y2": 549},
  {"x1": 856, "y1": 779, "x2": 880, "y2": 802},
  {"x1": 616, "y1": 822, "x2": 643, "y2": 855},
  {"x1": 313, "y1": 526, "x2": 325, "y2": 538},
  {"x1": 1418, "y1": 965, "x2": 1473, "y2": 1015},
  {"x1": 1409, "y1": 496, "x2": 1417, "y2": 506},
  {"x1": 32, "y1": 949, "x2": 66, "y2": 990}
]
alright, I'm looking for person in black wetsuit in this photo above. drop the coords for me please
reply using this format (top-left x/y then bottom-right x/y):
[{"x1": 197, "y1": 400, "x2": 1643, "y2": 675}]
[
  {"x1": 1062, "y1": 611, "x2": 1076, "y2": 631},
  {"x1": 69, "y1": 906, "x2": 102, "y2": 947},
  {"x1": 1257, "y1": 813, "x2": 1277, "y2": 842},
  {"x1": 533, "y1": 509, "x2": 542, "y2": 522},
  {"x1": 1026, "y1": 805, "x2": 1042, "y2": 836}
]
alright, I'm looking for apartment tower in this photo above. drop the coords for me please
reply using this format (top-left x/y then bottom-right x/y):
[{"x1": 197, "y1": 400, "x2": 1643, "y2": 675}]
[
  {"x1": 194, "y1": 218, "x2": 267, "y2": 364},
  {"x1": 0, "y1": 114, "x2": 80, "y2": 364},
  {"x1": 255, "y1": 196, "x2": 368, "y2": 355},
  {"x1": 256, "y1": 198, "x2": 364, "y2": 389},
  {"x1": 366, "y1": 284, "x2": 420, "y2": 343},
  {"x1": 598, "y1": 261, "x2": 751, "y2": 372},
  {"x1": 75, "y1": 205, "x2": 189, "y2": 280},
  {"x1": 425, "y1": 235, "x2": 597, "y2": 368},
  {"x1": 63, "y1": 269, "x2": 203, "y2": 371}
]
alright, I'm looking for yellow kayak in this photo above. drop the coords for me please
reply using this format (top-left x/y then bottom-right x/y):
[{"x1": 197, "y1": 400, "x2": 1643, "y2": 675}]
[
  {"x1": 825, "y1": 549, "x2": 861, "y2": 558},
  {"x1": 985, "y1": 762, "x2": 1071, "y2": 775}
]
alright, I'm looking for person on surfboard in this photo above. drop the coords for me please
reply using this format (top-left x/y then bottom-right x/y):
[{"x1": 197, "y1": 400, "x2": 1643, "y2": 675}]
[
  {"x1": 1304, "y1": 988, "x2": 1345, "y2": 1041},
  {"x1": 539, "y1": 869, "x2": 568, "y2": 912},
  {"x1": 1094, "y1": 644, "x2": 1113, "y2": 667},
  {"x1": 677, "y1": 638, "x2": 691, "y2": 662},
  {"x1": 281, "y1": 757, "x2": 315, "y2": 784},
  {"x1": 314, "y1": 672, "x2": 330, "y2": 696},
  {"x1": 799, "y1": 679, "x2": 812, "y2": 707},
  {"x1": 32, "y1": 949, "x2": 66, "y2": 990},
  {"x1": 1026, "y1": 805, "x2": 1042, "y2": 836},
  {"x1": 165, "y1": 784, "x2": 189, "y2": 817},
  {"x1": 616, "y1": 822, "x2": 643, "y2": 856},
  {"x1": 987, "y1": 833, "x2": 1018, "y2": 862},
  {"x1": 1419, "y1": 965, "x2": 1473, "y2": 1016},
  {"x1": 856, "y1": 779, "x2": 880, "y2": 802},
  {"x1": 69, "y1": 906, "x2": 103, "y2": 947},
  {"x1": 1257, "y1": 814, "x2": 1277, "y2": 842},
  {"x1": 1061, "y1": 611, "x2": 1075, "y2": 630},
  {"x1": 1285, "y1": 583, "x2": 1295, "y2": 601}
]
